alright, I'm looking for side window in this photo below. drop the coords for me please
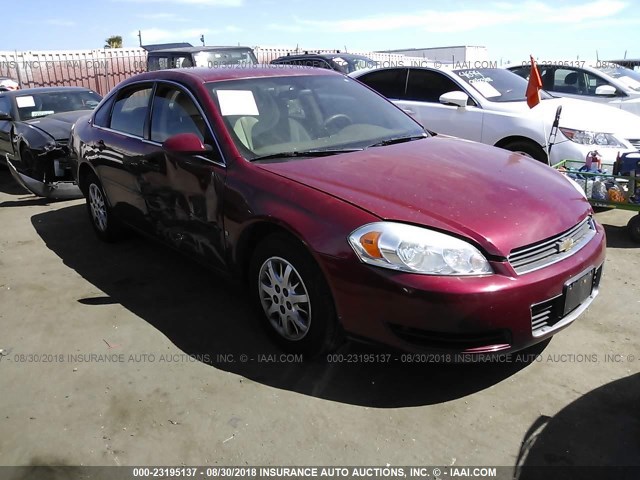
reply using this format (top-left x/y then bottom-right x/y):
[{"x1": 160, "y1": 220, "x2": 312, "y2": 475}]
[
  {"x1": 550, "y1": 68, "x2": 608, "y2": 95},
  {"x1": 0, "y1": 96, "x2": 11, "y2": 115},
  {"x1": 405, "y1": 69, "x2": 462, "y2": 102},
  {"x1": 509, "y1": 66, "x2": 554, "y2": 91},
  {"x1": 584, "y1": 72, "x2": 614, "y2": 96},
  {"x1": 357, "y1": 68, "x2": 408, "y2": 99},
  {"x1": 509, "y1": 66, "x2": 528, "y2": 79},
  {"x1": 109, "y1": 85, "x2": 152, "y2": 137},
  {"x1": 312, "y1": 59, "x2": 331, "y2": 69},
  {"x1": 93, "y1": 95, "x2": 115, "y2": 128},
  {"x1": 172, "y1": 56, "x2": 193, "y2": 68},
  {"x1": 148, "y1": 56, "x2": 169, "y2": 71},
  {"x1": 150, "y1": 84, "x2": 209, "y2": 143}
]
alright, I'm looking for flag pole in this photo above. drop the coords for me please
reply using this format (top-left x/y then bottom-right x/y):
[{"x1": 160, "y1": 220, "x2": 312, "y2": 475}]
[{"x1": 526, "y1": 55, "x2": 549, "y2": 164}]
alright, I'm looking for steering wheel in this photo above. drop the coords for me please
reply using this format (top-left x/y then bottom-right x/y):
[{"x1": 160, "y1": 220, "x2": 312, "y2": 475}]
[{"x1": 323, "y1": 113, "x2": 353, "y2": 134}]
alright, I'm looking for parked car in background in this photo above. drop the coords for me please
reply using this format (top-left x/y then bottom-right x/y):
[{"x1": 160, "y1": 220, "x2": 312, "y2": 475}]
[
  {"x1": 0, "y1": 77, "x2": 20, "y2": 92},
  {"x1": 144, "y1": 43, "x2": 258, "y2": 71},
  {"x1": 508, "y1": 62, "x2": 640, "y2": 116},
  {"x1": 352, "y1": 66, "x2": 640, "y2": 169},
  {"x1": 270, "y1": 52, "x2": 377, "y2": 74},
  {"x1": 608, "y1": 58, "x2": 640, "y2": 72},
  {"x1": 0, "y1": 86, "x2": 101, "y2": 199},
  {"x1": 69, "y1": 67, "x2": 605, "y2": 358}
]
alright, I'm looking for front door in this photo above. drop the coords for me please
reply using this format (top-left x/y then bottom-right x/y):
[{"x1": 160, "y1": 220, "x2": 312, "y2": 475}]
[
  {"x1": 144, "y1": 82, "x2": 227, "y2": 269},
  {"x1": 397, "y1": 68, "x2": 484, "y2": 142}
]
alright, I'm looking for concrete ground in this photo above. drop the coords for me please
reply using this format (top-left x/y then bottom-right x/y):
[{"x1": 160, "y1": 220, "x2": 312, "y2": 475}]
[{"x1": 0, "y1": 168, "x2": 638, "y2": 469}]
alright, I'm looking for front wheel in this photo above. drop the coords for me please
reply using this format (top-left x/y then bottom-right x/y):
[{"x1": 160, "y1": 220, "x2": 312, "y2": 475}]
[
  {"x1": 249, "y1": 234, "x2": 342, "y2": 358},
  {"x1": 502, "y1": 140, "x2": 548, "y2": 164},
  {"x1": 628, "y1": 214, "x2": 640, "y2": 243},
  {"x1": 85, "y1": 173, "x2": 122, "y2": 242}
]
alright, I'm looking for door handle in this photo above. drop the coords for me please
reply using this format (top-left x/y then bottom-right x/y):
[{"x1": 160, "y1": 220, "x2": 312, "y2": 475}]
[{"x1": 402, "y1": 108, "x2": 415, "y2": 115}]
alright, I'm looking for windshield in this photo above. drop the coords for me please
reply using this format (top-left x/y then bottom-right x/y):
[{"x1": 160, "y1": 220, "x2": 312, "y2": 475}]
[
  {"x1": 15, "y1": 90, "x2": 101, "y2": 120},
  {"x1": 194, "y1": 49, "x2": 258, "y2": 68},
  {"x1": 207, "y1": 74, "x2": 426, "y2": 160},
  {"x1": 331, "y1": 56, "x2": 378, "y2": 74},
  {"x1": 599, "y1": 66, "x2": 640, "y2": 92},
  {"x1": 455, "y1": 68, "x2": 553, "y2": 102}
]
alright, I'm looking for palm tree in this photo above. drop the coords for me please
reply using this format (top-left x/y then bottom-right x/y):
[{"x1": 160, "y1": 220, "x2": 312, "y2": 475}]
[{"x1": 104, "y1": 36, "x2": 123, "y2": 49}]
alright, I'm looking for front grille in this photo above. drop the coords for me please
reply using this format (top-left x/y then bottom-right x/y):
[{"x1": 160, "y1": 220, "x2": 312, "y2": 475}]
[
  {"x1": 508, "y1": 217, "x2": 596, "y2": 275},
  {"x1": 531, "y1": 297, "x2": 563, "y2": 333},
  {"x1": 627, "y1": 138, "x2": 640, "y2": 150},
  {"x1": 530, "y1": 265, "x2": 603, "y2": 336}
]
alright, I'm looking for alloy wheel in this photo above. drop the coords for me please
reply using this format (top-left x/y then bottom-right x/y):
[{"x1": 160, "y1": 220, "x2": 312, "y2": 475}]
[
  {"x1": 88, "y1": 183, "x2": 107, "y2": 232},
  {"x1": 258, "y1": 256, "x2": 311, "y2": 341}
]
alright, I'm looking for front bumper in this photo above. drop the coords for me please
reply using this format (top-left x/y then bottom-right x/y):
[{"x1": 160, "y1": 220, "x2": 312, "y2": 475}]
[
  {"x1": 322, "y1": 221, "x2": 606, "y2": 355},
  {"x1": 549, "y1": 141, "x2": 637, "y2": 173},
  {"x1": 6, "y1": 157, "x2": 82, "y2": 200}
]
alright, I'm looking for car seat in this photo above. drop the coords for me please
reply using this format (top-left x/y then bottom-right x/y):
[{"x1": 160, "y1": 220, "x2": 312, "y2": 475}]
[
  {"x1": 251, "y1": 90, "x2": 311, "y2": 151},
  {"x1": 233, "y1": 117, "x2": 258, "y2": 150},
  {"x1": 556, "y1": 72, "x2": 579, "y2": 94}
]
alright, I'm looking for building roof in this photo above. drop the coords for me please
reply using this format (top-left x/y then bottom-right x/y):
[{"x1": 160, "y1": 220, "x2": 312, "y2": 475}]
[{"x1": 378, "y1": 46, "x2": 486, "y2": 53}]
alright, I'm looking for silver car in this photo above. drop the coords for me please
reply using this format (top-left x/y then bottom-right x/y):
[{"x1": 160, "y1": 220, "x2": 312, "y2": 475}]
[{"x1": 508, "y1": 62, "x2": 640, "y2": 116}]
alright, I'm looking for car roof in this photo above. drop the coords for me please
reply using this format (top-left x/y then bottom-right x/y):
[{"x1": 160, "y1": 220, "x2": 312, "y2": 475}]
[
  {"x1": 274, "y1": 53, "x2": 371, "y2": 61},
  {"x1": 349, "y1": 65, "x2": 457, "y2": 78},
  {"x1": 0, "y1": 86, "x2": 97, "y2": 96},
  {"x1": 123, "y1": 65, "x2": 341, "y2": 85},
  {"x1": 149, "y1": 46, "x2": 253, "y2": 54}
]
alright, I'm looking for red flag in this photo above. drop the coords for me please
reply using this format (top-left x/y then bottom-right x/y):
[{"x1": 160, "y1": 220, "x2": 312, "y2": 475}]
[{"x1": 526, "y1": 55, "x2": 543, "y2": 108}]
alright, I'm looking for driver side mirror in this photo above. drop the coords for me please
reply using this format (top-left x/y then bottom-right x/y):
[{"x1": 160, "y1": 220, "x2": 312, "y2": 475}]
[
  {"x1": 595, "y1": 85, "x2": 618, "y2": 97},
  {"x1": 439, "y1": 91, "x2": 469, "y2": 108},
  {"x1": 162, "y1": 133, "x2": 212, "y2": 155},
  {"x1": 0, "y1": 111, "x2": 12, "y2": 121}
]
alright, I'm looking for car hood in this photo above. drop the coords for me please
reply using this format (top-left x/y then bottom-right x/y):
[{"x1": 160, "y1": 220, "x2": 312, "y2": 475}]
[
  {"x1": 24, "y1": 110, "x2": 90, "y2": 141},
  {"x1": 491, "y1": 97, "x2": 640, "y2": 138},
  {"x1": 256, "y1": 137, "x2": 592, "y2": 257}
]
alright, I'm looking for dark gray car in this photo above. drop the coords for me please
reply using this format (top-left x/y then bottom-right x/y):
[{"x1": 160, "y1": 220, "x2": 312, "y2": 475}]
[{"x1": 0, "y1": 86, "x2": 101, "y2": 199}]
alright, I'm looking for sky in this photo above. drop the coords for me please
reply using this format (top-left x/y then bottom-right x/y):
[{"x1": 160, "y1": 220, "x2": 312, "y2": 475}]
[{"x1": 1, "y1": 0, "x2": 638, "y2": 63}]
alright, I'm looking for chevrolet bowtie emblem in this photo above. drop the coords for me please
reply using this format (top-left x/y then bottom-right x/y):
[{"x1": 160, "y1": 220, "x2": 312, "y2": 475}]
[{"x1": 558, "y1": 237, "x2": 575, "y2": 253}]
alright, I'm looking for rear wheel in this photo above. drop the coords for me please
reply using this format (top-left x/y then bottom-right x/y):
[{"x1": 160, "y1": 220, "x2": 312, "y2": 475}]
[
  {"x1": 249, "y1": 234, "x2": 343, "y2": 358},
  {"x1": 502, "y1": 140, "x2": 548, "y2": 164},
  {"x1": 85, "y1": 173, "x2": 122, "y2": 242}
]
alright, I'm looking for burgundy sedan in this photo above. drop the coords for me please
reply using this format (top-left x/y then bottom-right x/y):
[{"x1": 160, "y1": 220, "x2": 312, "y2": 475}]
[{"x1": 69, "y1": 67, "x2": 605, "y2": 357}]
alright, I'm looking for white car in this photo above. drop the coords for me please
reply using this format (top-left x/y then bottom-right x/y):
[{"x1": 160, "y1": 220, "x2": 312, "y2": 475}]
[
  {"x1": 0, "y1": 77, "x2": 19, "y2": 92},
  {"x1": 508, "y1": 62, "x2": 640, "y2": 116},
  {"x1": 351, "y1": 66, "x2": 640, "y2": 170}
]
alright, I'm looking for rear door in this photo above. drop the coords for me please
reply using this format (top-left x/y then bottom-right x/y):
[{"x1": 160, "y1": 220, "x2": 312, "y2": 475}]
[
  {"x1": 89, "y1": 82, "x2": 159, "y2": 230},
  {"x1": 398, "y1": 68, "x2": 483, "y2": 141},
  {"x1": 356, "y1": 68, "x2": 408, "y2": 102}
]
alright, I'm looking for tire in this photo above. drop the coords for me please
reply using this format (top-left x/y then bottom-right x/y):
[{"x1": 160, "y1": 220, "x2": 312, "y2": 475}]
[
  {"x1": 20, "y1": 147, "x2": 44, "y2": 181},
  {"x1": 628, "y1": 214, "x2": 640, "y2": 243},
  {"x1": 502, "y1": 140, "x2": 548, "y2": 164},
  {"x1": 249, "y1": 233, "x2": 343, "y2": 358},
  {"x1": 85, "y1": 173, "x2": 122, "y2": 242}
]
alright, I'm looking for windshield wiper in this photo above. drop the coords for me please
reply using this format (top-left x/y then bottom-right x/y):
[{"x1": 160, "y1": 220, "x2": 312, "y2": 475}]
[
  {"x1": 251, "y1": 148, "x2": 362, "y2": 162},
  {"x1": 367, "y1": 135, "x2": 428, "y2": 148}
]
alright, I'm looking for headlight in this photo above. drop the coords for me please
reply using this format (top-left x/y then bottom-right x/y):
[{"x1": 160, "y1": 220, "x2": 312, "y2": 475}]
[
  {"x1": 348, "y1": 222, "x2": 493, "y2": 276},
  {"x1": 559, "y1": 128, "x2": 626, "y2": 147}
]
